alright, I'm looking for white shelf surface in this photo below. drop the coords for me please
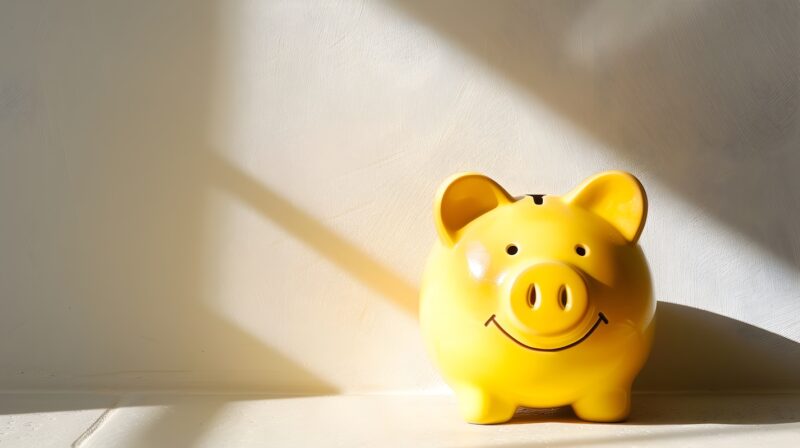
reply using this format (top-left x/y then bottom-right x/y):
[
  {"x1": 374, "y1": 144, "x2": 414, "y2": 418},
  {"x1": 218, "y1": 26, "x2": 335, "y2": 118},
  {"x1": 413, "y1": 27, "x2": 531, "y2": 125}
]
[{"x1": 0, "y1": 392, "x2": 798, "y2": 447}]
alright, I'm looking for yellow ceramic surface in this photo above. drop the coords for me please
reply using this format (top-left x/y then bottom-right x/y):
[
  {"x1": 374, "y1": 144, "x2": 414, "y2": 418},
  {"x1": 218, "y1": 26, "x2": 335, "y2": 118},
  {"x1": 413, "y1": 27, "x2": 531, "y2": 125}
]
[{"x1": 420, "y1": 171, "x2": 654, "y2": 424}]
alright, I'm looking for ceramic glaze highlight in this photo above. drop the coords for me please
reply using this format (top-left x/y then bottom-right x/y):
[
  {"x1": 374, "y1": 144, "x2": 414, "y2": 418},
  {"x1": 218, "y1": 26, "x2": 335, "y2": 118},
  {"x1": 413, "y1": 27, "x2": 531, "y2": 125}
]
[{"x1": 420, "y1": 171, "x2": 655, "y2": 424}]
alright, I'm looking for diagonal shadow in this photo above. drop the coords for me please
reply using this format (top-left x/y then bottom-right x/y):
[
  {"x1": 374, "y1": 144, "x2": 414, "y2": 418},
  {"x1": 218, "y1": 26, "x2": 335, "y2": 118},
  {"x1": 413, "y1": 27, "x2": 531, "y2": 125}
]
[
  {"x1": 4, "y1": 4, "x2": 799, "y2": 445},
  {"x1": 391, "y1": 0, "x2": 800, "y2": 270},
  {"x1": 202, "y1": 152, "x2": 420, "y2": 316},
  {"x1": 1, "y1": 1, "x2": 337, "y2": 446}
]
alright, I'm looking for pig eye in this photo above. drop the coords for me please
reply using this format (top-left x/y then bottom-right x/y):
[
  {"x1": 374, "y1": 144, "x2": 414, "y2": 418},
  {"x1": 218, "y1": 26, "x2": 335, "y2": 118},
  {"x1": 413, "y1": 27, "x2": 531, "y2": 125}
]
[
  {"x1": 575, "y1": 244, "x2": 588, "y2": 256},
  {"x1": 506, "y1": 244, "x2": 519, "y2": 255}
]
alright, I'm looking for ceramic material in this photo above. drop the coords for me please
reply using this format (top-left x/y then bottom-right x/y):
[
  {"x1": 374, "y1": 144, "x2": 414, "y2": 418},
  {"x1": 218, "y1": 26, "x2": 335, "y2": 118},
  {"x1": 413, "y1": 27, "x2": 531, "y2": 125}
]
[{"x1": 420, "y1": 171, "x2": 655, "y2": 424}]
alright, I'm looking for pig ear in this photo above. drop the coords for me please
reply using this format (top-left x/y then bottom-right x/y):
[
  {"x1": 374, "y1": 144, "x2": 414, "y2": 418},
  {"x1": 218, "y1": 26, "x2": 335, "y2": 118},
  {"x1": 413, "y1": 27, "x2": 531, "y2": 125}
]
[
  {"x1": 564, "y1": 171, "x2": 648, "y2": 244},
  {"x1": 434, "y1": 173, "x2": 513, "y2": 246}
]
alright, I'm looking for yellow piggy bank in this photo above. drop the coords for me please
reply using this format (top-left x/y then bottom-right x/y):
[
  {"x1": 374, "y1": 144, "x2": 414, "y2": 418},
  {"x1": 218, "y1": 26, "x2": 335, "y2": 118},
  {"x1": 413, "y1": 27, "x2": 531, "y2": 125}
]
[{"x1": 420, "y1": 171, "x2": 654, "y2": 424}]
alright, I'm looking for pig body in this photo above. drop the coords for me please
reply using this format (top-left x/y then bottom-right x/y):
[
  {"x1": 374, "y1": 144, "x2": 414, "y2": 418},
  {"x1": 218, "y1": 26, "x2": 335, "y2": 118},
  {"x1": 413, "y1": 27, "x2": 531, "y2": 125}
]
[{"x1": 420, "y1": 172, "x2": 654, "y2": 424}]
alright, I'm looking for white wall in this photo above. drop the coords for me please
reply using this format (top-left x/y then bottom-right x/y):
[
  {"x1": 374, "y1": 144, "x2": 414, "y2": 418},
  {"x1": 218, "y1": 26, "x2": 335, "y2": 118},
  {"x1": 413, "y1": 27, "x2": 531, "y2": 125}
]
[{"x1": 1, "y1": 0, "x2": 799, "y2": 394}]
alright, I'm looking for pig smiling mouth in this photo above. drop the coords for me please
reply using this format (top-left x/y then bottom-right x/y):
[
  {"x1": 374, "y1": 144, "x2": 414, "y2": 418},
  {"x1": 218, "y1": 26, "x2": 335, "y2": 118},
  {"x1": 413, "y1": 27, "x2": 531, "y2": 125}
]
[{"x1": 484, "y1": 312, "x2": 609, "y2": 352}]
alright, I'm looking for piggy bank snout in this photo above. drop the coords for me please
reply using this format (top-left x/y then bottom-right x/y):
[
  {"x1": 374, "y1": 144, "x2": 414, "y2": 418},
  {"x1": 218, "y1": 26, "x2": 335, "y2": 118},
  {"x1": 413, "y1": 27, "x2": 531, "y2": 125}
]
[{"x1": 507, "y1": 262, "x2": 589, "y2": 336}]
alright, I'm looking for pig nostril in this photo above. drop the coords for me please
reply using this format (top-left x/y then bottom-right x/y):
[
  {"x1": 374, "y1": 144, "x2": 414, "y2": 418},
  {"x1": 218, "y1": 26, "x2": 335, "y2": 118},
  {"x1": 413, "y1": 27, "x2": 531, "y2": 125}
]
[
  {"x1": 528, "y1": 284, "x2": 538, "y2": 309},
  {"x1": 559, "y1": 285, "x2": 570, "y2": 310}
]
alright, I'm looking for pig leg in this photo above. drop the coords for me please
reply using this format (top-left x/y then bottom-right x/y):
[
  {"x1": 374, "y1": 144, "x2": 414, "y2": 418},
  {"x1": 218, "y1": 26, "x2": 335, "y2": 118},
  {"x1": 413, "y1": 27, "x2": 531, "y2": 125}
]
[
  {"x1": 453, "y1": 384, "x2": 516, "y2": 424},
  {"x1": 571, "y1": 386, "x2": 631, "y2": 422}
]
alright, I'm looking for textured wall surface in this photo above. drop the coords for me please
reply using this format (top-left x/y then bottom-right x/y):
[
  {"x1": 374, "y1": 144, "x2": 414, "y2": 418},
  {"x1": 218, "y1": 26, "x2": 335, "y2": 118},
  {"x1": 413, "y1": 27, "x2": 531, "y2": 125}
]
[{"x1": 1, "y1": 0, "x2": 799, "y2": 394}]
